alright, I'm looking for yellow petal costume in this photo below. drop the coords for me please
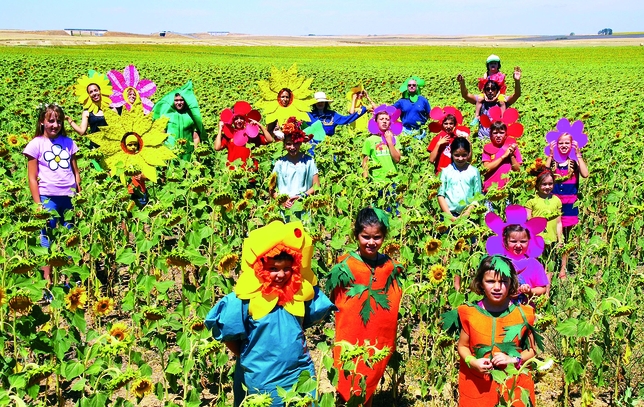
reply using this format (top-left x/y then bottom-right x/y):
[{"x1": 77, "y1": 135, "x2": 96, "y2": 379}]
[
  {"x1": 256, "y1": 64, "x2": 315, "y2": 124},
  {"x1": 73, "y1": 70, "x2": 113, "y2": 114},
  {"x1": 235, "y1": 220, "x2": 318, "y2": 319},
  {"x1": 86, "y1": 103, "x2": 176, "y2": 183}
]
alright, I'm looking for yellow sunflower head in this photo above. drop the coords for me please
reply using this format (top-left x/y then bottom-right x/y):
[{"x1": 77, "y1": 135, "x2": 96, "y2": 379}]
[
  {"x1": 424, "y1": 238, "x2": 441, "y2": 256},
  {"x1": 93, "y1": 297, "x2": 115, "y2": 317},
  {"x1": 131, "y1": 377, "x2": 154, "y2": 398},
  {"x1": 0, "y1": 286, "x2": 6, "y2": 306},
  {"x1": 429, "y1": 264, "x2": 448, "y2": 285},
  {"x1": 7, "y1": 134, "x2": 21, "y2": 147},
  {"x1": 65, "y1": 286, "x2": 87, "y2": 312},
  {"x1": 109, "y1": 322, "x2": 129, "y2": 342},
  {"x1": 235, "y1": 221, "x2": 317, "y2": 320},
  {"x1": 453, "y1": 238, "x2": 469, "y2": 254},
  {"x1": 218, "y1": 253, "x2": 239, "y2": 273},
  {"x1": 73, "y1": 71, "x2": 113, "y2": 114},
  {"x1": 256, "y1": 64, "x2": 315, "y2": 124},
  {"x1": 86, "y1": 104, "x2": 176, "y2": 183}
]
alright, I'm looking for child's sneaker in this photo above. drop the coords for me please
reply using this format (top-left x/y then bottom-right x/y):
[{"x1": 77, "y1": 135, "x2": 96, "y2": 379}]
[
  {"x1": 470, "y1": 117, "x2": 480, "y2": 126},
  {"x1": 42, "y1": 289, "x2": 54, "y2": 304}
]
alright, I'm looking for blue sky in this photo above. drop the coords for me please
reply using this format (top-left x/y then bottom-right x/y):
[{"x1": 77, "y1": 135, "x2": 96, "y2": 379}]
[{"x1": 2, "y1": 0, "x2": 641, "y2": 36}]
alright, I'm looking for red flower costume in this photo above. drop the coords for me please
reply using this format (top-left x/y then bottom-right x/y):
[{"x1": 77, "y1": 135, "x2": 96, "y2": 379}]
[
  {"x1": 327, "y1": 252, "x2": 404, "y2": 402},
  {"x1": 457, "y1": 303, "x2": 536, "y2": 407}
]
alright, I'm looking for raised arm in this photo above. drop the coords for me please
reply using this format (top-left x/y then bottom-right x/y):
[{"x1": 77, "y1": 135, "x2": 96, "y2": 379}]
[
  {"x1": 505, "y1": 67, "x2": 522, "y2": 107},
  {"x1": 214, "y1": 121, "x2": 225, "y2": 151},
  {"x1": 66, "y1": 111, "x2": 90, "y2": 136},
  {"x1": 384, "y1": 131, "x2": 401, "y2": 163},
  {"x1": 457, "y1": 74, "x2": 477, "y2": 105}
]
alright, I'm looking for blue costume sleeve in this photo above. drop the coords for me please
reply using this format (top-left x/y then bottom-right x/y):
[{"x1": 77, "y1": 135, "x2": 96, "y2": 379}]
[
  {"x1": 329, "y1": 106, "x2": 368, "y2": 126},
  {"x1": 204, "y1": 293, "x2": 248, "y2": 342},
  {"x1": 303, "y1": 286, "x2": 336, "y2": 329}
]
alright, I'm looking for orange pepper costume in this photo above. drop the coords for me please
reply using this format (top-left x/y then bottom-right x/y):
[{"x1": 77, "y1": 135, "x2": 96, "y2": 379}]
[
  {"x1": 327, "y1": 252, "x2": 404, "y2": 402},
  {"x1": 457, "y1": 303, "x2": 536, "y2": 407}
]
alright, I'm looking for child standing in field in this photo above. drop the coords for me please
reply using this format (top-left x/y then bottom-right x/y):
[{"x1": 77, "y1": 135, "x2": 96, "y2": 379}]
[
  {"x1": 427, "y1": 106, "x2": 470, "y2": 174},
  {"x1": 362, "y1": 105, "x2": 402, "y2": 182},
  {"x1": 456, "y1": 255, "x2": 538, "y2": 407},
  {"x1": 482, "y1": 122, "x2": 521, "y2": 193},
  {"x1": 544, "y1": 119, "x2": 589, "y2": 277},
  {"x1": 205, "y1": 221, "x2": 334, "y2": 407},
  {"x1": 326, "y1": 208, "x2": 404, "y2": 407},
  {"x1": 473, "y1": 55, "x2": 507, "y2": 125},
  {"x1": 437, "y1": 138, "x2": 482, "y2": 221},
  {"x1": 23, "y1": 104, "x2": 81, "y2": 283}
]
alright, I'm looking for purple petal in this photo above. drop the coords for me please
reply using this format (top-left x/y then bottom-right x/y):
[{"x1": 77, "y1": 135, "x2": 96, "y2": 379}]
[
  {"x1": 544, "y1": 145, "x2": 552, "y2": 157},
  {"x1": 137, "y1": 79, "x2": 157, "y2": 98},
  {"x1": 246, "y1": 124, "x2": 259, "y2": 138},
  {"x1": 389, "y1": 108, "x2": 401, "y2": 121},
  {"x1": 526, "y1": 236, "x2": 546, "y2": 258},
  {"x1": 385, "y1": 106, "x2": 397, "y2": 117},
  {"x1": 107, "y1": 70, "x2": 126, "y2": 91},
  {"x1": 505, "y1": 205, "x2": 528, "y2": 225},
  {"x1": 485, "y1": 212, "x2": 506, "y2": 234},
  {"x1": 373, "y1": 104, "x2": 387, "y2": 115},
  {"x1": 390, "y1": 121, "x2": 403, "y2": 135},
  {"x1": 574, "y1": 132, "x2": 589, "y2": 149},
  {"x1": 123, "y1": 65, "x2": 140, "y2": 88},
  {"x1": 569, "y1": 120, "x2": 584, "y2": 136},
  {"x1": 525, "y1": 217, "x2": 547, "y2": 235},
  {"x1": 545, "y1": 130, "x2": 561, "y2": 144},
  {"x1": 556, "y1": 117, "x2": 572, "y2": 132},
  {"x1": 368, "y1": 119, "x2": 380, "y2": 135},
  {"x1": 485, "y1": 236, "x2": 506, "y2": 255}
]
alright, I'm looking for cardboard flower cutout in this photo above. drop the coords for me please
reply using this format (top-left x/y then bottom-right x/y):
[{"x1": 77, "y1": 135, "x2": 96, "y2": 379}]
[
  {"x1": 256, "y1": 64, "x2": 315, "y2": 124},
  {"x1": 399, "y1": 76, "x2": 425, "y2": 103},
  {"x1": 480, "y1": 106, "x2": 524, "y2": 139},
  {"x1": 108, "y1": 65, "x2": 157, "y2": 115},
  {"x1": 234, "y1": 220, "x2": 318, "y2": 320},
  {"x1": 86, "y1": 103, "x2": 176, "y2": 183},
  {"x1": 485, "y1": 205, "x2": 547, "y2": 260},
  {"x1": 152, "y1": 80, "x2": 205, "y2": 137},
  {"x1": 73, "y1": 70, "x2": 113, "y2": 114},
  {"x1": 428, "y1": 106, "x2": 470, "y2": 135},
  {"x1": 544, "y1": 118, "x2": 589, "y2": 164},
  {"x1": 346, "y1": 83, "x2": 370, "y2": 134},
  {"x1": 220, "y1": 101, "x2": 262, "y2": 147},
  {"x1": 368, "y1": 104, "x2": 402, "y2": 144}
]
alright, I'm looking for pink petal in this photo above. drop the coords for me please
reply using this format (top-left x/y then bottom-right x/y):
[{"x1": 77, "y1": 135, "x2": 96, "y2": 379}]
[
  {"x1": 444, "y1": 106, "x2": 463, "y2": 124},
  {"x1": 123, "y1": 65, "x2": 140, "y2": 88},
  {"x1": 505, "y1": 205, "x2": 528, "y2": 225},
  {"x1": 503, "y1": 108, "x2": 519, "y2": 124},
  {"x1": 110, "y1": 94, "x2": 125, "y2": 105},
  {"x1": 389, "y1": 108, "x2": 401, "y2": 121},
  {"x1": 246, "y1": 124, "x2": 259, "y2": 138},
  {"x1": 526, "y1": 236, "x2": 546, "y2": 258},
  {"x1": 233, "y1": 101, "x2": 252, "y2": 116},
  {"x1": 430, "y1": 107, "x2": 445, "y2": 121},
  {"x1": 107, "y1": 70, "x2": 126, "y2": 92},
  {"x1": 233, "y1": 131, "x2": 248, "y2": 147},
  {"x1": 485, "y1": 212, "x2": 506, "y2": 234},
  {"x1": 488, "y1": 106, "x2": 503, "y2": 121},
  {"x1": 141, "y1": 98, "x2": 154, "y2": 115},
  {"x1": 390, "y1": 121, "x2": 403, "y2": 135},
  {"x1": 525, "y1": 217, "x2": 547, "y2": 235},
  {"x1": 137, "y1": 79, "x2": 157, "y2": 98}
]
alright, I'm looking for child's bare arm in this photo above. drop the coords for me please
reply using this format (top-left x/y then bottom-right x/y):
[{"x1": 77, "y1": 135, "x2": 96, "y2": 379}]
[
  {"x1": 456, "y1": 74, "x2": 477, "y2": 104},
  {"x1": 505, "y1": 67, "x2": 522, "y2": 107}
]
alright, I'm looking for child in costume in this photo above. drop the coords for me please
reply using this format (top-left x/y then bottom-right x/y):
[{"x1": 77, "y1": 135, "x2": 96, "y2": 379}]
[
  {"x1": 66, "y1": 71, "x2": 112, "y2": 136},
  {"x1": 482, "y1": 121, "x2": 521, "y2": 193},
  {"x1": 473, "y1": 55, "x2": 507, "y2": 125},
  {"x1": 437, "y1": 138, "x2": 482, "y2": 221},
  {"x1": 427, "y1": 106, "x2": 470, "y2": 174},
  {"x1": 525, "y1": 170, "x2": 563, "y2": 247},
  {"x1": 485, "y1": 205, "x2": 550, "y2": 301},
  {"x1": 544, "y1": 118, "x2": 589, "y2": 278},
  {"x1": 362, "y1": 105, "x2": 402, "y2": 182},
  {"x1": 456, "y1": 255, "x2": 539, "y2": 407},
  {"x1": 270, "y1": 117, "x2": 319, "y2": 210},
  {"x1": 205, "y1": 221, "x2": 334, "y2": 407},
  {"x1": 393, "y1": 76, "x2": 431, "y2": 138},
  {"x1": 24, "y1": 104, "x2": 81, "y2": 283},
  {"x1": 123, "y1": 135, "x2": 149, "y2": 208},
  {"x1": 327, "y1": 208, "x2": 404, "y2": 406}
]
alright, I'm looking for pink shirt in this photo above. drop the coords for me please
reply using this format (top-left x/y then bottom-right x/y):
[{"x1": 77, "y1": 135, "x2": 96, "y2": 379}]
[
  {"x1": 23, "y1": 135, "x2": 78, "y2": 197},
  {"x1": 482, "y1": 141, "x2": 522, "y2": 192}
]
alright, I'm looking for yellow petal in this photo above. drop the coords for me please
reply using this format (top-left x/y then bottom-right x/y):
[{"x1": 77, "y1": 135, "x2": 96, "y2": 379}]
[
  {"x1": 139, "y1": 146, "x2": 176, "y2": 166},
  {"x1": 144, "y1": 117, "x2": 170, "y2": 147},
  {"x1": 293, "y1": 280, "x2": 315, "y2": 302},
  {"x1": 249, "y1": 295, "x2": 278, "y2": 319},
  {"x1": 235, "y1": 267, "x2": 263, "y2": 297},
  {"x1": 283, "y1": 299, "x2": 304, "y2": 317}
]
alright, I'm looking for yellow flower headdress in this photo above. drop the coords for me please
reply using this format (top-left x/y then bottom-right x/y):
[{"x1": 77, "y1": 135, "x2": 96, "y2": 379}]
[
  {"x1": 235, "y1": 220, "x2": 318, "y2": 319},
  {"x1": 256, "y1": 64, "x2": 315, "y2": 124},
  {"x1": 86, "y1": 103, "x2": 176, "y2": 183},
  {"x1": 73, "y1": 70, "x2": 113, "y2": 114}
]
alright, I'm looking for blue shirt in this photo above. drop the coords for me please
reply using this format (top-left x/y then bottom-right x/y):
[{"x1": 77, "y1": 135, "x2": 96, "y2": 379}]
[
  {"x1": 438, "y1": 163, "x2": 482, "y2": 214},
  {"x1": 393, "y1": 95, "x2": 431, "y2": 130},
  {"x1": 307, "y1": 106, "x2": 367, "y2": 136}
]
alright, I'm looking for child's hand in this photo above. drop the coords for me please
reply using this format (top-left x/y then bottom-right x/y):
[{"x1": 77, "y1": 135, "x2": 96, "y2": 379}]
[
  {"x1": 248, "y1": 119, "x2": 258, "y2": 126},
  {"x1": 504, "y1": 144, "x2": 517, "y2": 158},
  {"x1": 384, "y1": 130, "x2": 394, "y2": 144},
  {"x1": 470, "y1": 357, "x2": 493, "y2": 374},
  {"x1": 284, "y1": 196, "x2": 299, "y2": 208},
  {"x1": 456, "y1": 74, "x2": 464, "y2": 83},
  {"x1": 513, "y1": 67, "x2": 522, "y2": 81},
  {"x1": 518, "y1": 284, "x2": 532, "y2": 295},
  {"x1": 491, "y1": 352, "x2": 515, "y2": 369},
  {"x1": 437, "y1": 134, "x2": 451, "y2": 146},
  {"x1": 549, "y1": 141, "x2": 557, "y2": 157},
  {"x1": 219, "y1": 121, "x2": 225, "y2": 130},
  {"x1": 572, "y1": 140, "x2": 582, "y2": 155}
]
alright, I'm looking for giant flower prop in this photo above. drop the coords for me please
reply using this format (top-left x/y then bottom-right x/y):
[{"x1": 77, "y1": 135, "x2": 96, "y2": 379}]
[
  {"x1": 73, "y1": 70, "x2": 113, "y2": 114},
  {"x1": 478, "y1": 74, "x2": 507, "y2": 95},
  {"x1": 256, "y1": 64, "x2": 315, "y2": 124},
  {"x1": 428, "y1": 106, "x2": 470, "y2": 135},
  {"x1": 220, "y1": 101, "x2": 262, "y2": 147},
  {"x1": 368, "y1": 105, "x2": 403, "y2": 144},
  {"x1": 399, "y1": 76, "x2": 425, "y2": 103},
  {"x1": 544, "y1": 117, "x2": 589, "y2": 164},
  {"x1": 108, "y1": 65, "x2": 157, "y2": 115},
  {"x1": 86, "y1": 104, "x2": 176, "y2": 183},
  {"x1": 234, "y1": 220, "x2": 318, "y2": 320},
  {"x1": 480, "y1": 106, "x2": 524, "y2": 138},
  {"x1": 485, "y1": 205, "x2": 547, "y2": 260}
]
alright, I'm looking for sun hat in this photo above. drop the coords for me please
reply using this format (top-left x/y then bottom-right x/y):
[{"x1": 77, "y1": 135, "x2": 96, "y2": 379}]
[{"x1": 313, "y1": 91, "x2": 333, "y2": 103}]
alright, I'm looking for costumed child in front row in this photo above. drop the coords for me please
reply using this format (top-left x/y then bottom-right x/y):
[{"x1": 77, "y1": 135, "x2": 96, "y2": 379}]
[
  {"x1": 544, "y1": 118, "x2": 589, "y2": 278},
  {"x1": 485, "y1": 205, "x2": 550, "y2": 301},
  {"x1": 427, "y1": 106, "x2": 470, "y2": 174},
  {"x1": 327, "y1": 207, "x2": 404, "y2": 407},
  {"x1": 24, "y1": 104, "x2": 81, "y2": 285},
  {"x1": 455, "y1": 255, "x2": 540, "y2": 407},
  {"x1": 205, "y1": 221, "x2": 334, "y2": 407},
  {"x1": 481, "y1": 107, "x2": 524, "y2": 195}
]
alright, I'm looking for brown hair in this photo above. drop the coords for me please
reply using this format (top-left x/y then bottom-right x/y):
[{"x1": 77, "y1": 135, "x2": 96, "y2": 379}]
[
  {"x1": 35, "y1": 104, "x2": 66, "y2": 138},
  {"x1": 489, "y1": 121, "x2": 507, "y2": 133},
  {"x1": 535, "y1": 169, "x2": 555, "y2": 190},
  {"x1": 470, "y1": 255, "x2": 519, "y2": 296}
]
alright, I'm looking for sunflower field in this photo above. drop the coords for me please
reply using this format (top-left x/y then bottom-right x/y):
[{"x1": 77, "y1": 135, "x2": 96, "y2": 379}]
[{"x1": 0, "y1": 44, "x2": 643, "y2": 407}]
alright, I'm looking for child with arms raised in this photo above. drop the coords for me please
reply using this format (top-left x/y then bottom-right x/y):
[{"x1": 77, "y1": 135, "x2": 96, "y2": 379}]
[
  {"x1": 205, "y1": 221, "x2": 334, "y2": 407},
  {"x1": 327, "y1": 208, "x2": 404, "y2": 407}
]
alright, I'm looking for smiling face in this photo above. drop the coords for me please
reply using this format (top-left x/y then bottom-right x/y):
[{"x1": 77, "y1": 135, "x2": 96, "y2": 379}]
[
  {"x1": 278, "y1": 90, "x2": 291, "y2": 107},
  {"x1": 42, "y1": 110, "x2": 63, "y2": 138},
  {"x1": 487, "y1": 61, "x2": 500, "y2": 74},
  {"x1": 264, "y1": 258, "x2": 293, "y2": 288},
  {"x1": 87, "y1": 84, "x2": 101, "y2": 103},
  {"x1": 126, "y1": 88, "x2": 137, "y2": 104},
  {"x1": 505, "y1": 230, "x2": 530, "y2": 257},
  {"x1": 537, "y1": 174, "x2": 554, "y2": 197},
  {"x1": 357, "y1": 224, "x2": 384, "y2": 260},
  {"x1": 442, "y1": 117, "x2": 456, "y2": 134},
  {"x1": 315, "y1": 101, "x2": 326, "y2": 110},
  {"x1": 557, "y1": 133, "x2": 573, "y2": 155},
  {"x1": 173, "y1": 95, "x2": 186, "y2": 111},
  {"x1": 481, "y1": 270, "x2": 510, "y2": 307},
  {"x1": 283, "y1": 137, "x2": 302, "y2": 157},
  {"x1": 376, "y1": 112, "x2": 391, "y2": 132},
  {"x1": 451, "y1": 147, "x2": 470, "y2": 170},
  {"x1": 233, "y1": 115, "x2": 246, "y2": 129}
]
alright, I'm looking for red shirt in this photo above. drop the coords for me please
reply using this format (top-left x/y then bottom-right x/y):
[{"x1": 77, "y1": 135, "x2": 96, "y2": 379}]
[
  {"x1": 221, "y1": 135, "x2": 267, "y2": 170},
  {"x1": 427, "y1": 131, "x2": 456, "y2": 174}
]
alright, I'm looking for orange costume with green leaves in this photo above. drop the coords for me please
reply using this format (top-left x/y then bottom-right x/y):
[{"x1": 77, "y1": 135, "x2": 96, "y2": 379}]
[
  {"x1": 457, "y1": 303, "x2": 536, "y2": 407},
  {"x1": 327, "y1": 252, "x2": 404, "y2": 402}
]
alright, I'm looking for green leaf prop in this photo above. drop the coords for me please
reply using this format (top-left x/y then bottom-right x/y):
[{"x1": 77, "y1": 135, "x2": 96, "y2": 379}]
[{"x1": 491, "y1": 255, "x2": 511, "y2": 278}]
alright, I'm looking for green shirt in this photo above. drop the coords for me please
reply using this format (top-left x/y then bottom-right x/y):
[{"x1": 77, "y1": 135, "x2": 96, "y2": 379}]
[
  {"x1": 362, "y1": 135, "x2": 397, "y2": 183},
  {"x1": 525, "y1": 194, "x2": 562, "y2": 244}
]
